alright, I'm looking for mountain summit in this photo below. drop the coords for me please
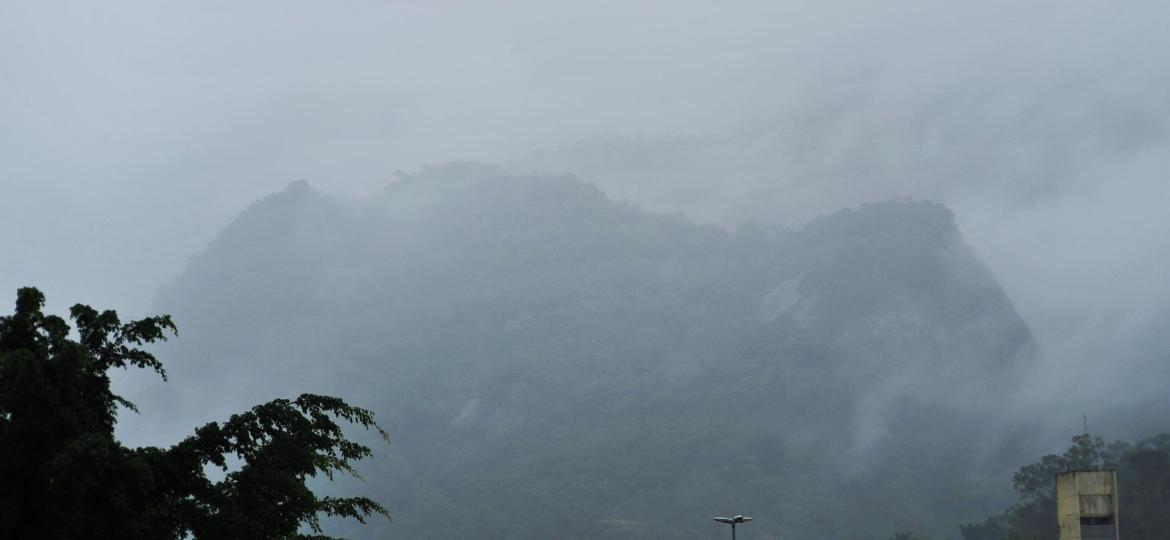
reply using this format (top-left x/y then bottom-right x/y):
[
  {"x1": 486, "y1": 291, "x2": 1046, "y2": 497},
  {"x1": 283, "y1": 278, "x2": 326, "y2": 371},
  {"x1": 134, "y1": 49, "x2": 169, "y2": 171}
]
[{"x1": 141, "y1": 165, "x2": 1034, "y2": 538}]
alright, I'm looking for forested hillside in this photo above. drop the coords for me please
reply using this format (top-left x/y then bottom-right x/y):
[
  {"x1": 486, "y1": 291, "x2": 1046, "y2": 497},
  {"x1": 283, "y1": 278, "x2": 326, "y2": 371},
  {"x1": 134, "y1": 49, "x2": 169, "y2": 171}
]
[{"x1": 130, "y1": 164, "x2": 1039, "y2": 538}]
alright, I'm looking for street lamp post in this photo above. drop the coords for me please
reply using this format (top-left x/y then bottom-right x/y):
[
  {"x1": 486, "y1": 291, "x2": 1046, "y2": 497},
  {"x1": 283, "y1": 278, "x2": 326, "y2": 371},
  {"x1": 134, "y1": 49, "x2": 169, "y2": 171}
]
[{"x1": 713, "y1": 514, "x2": 752, "y2": 539}]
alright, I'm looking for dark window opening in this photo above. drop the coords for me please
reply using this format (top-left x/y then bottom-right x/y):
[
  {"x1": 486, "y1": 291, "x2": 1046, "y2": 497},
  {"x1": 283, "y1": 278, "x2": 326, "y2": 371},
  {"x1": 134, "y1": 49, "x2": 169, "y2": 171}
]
[{"x1": 1080, "y1": 516, "x2": 1114, "y2": 526}]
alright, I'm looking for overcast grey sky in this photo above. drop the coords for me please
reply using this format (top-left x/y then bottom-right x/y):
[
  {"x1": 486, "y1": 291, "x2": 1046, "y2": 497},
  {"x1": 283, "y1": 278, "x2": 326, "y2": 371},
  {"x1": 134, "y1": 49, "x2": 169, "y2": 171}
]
[{"x1": 3, "y1": 0, "x2": 1170, "y2": 410}]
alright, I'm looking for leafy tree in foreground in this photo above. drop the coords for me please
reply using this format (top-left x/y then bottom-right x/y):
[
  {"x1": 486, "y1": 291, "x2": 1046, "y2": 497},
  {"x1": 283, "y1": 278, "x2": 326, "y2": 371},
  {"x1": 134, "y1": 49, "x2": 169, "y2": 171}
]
[{"x1": 0, "y1": 287, "x2": 388, "y2": 539}]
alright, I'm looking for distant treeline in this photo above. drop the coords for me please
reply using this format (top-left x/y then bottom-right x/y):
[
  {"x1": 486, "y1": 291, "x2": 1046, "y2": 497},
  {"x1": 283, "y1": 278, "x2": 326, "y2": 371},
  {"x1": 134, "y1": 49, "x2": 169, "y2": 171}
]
[{"x1": 890, "y1": 433, "x2": 1170, "y2": 540}]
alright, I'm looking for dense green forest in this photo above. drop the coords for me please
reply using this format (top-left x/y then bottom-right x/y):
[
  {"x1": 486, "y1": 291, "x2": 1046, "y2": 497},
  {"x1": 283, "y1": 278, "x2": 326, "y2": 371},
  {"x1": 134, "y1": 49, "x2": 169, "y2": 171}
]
[{"x1": 112, "y1": 164, "x2": 1057, "y2": 538}]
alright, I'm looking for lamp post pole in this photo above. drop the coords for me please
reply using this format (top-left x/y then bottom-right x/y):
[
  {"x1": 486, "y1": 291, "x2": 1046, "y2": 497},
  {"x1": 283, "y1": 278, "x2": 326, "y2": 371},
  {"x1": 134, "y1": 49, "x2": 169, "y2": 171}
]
[{"x1": 713, "y1": 514, "x2": 752, "y2": 539}]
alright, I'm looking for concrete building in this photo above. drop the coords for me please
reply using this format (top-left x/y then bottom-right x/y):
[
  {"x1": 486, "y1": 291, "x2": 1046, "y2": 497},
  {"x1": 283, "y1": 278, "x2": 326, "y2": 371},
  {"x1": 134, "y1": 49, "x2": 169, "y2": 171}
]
[{"x1": 1056, "y1": 470, "x2": 1119, "y2": 540}]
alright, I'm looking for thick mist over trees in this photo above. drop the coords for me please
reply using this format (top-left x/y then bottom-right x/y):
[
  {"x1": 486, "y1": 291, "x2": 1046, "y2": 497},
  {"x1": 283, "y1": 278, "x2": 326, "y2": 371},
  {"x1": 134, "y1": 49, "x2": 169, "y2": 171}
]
[
  {"x1": 4, "y1": 1, "x2": 1170, "y2": 538},
  {"x1": 109, "y1": 167, "x2": 1042, "y2": 538}
]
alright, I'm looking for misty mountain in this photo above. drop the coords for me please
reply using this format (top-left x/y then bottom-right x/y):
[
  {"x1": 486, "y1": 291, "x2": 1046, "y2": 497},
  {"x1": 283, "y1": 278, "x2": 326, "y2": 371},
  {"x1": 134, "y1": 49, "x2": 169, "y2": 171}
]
[{"x1": 133, "y1": 164, "x2": 1037, "y2": 538}]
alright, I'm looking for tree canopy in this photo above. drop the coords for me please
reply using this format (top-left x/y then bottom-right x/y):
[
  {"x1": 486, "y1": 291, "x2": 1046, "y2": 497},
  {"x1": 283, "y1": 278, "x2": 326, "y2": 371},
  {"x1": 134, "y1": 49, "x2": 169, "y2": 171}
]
[
  {"x1": 959, "y1": 433, "x2": 1170, "y2": 540},
  {"x1": 0, "y1": 287, "x2": 388, "y2": 539}
]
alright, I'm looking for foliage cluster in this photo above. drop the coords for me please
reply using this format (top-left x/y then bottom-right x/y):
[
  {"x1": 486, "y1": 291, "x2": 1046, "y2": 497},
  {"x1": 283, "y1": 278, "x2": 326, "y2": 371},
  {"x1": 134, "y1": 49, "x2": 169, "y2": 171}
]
[
  {"x1": 959, "y1": 433, "x2": 1170, "y2": 540},
  {"x1": 0, "y1": 288, "x2": 387, "y2": 539}
]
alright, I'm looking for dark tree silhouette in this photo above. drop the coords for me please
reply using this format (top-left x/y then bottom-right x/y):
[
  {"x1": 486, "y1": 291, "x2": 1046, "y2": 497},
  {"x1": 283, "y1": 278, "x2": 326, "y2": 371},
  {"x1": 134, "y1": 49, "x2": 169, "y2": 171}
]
[{"x1": 0, "y1": 287, "x2": 388, "y2": 539}]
